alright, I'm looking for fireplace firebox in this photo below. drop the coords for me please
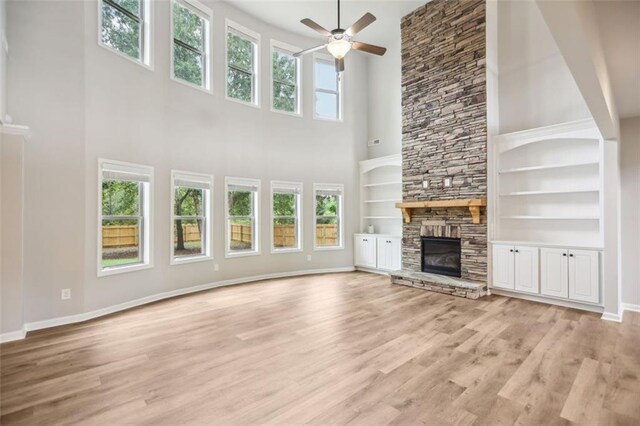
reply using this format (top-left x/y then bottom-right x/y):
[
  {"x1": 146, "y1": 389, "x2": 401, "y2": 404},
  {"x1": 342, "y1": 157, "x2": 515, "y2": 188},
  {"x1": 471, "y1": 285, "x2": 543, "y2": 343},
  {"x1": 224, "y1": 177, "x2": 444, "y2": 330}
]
[{"x1": 421, "y1": 237, "x2": 461, "y2": 277}]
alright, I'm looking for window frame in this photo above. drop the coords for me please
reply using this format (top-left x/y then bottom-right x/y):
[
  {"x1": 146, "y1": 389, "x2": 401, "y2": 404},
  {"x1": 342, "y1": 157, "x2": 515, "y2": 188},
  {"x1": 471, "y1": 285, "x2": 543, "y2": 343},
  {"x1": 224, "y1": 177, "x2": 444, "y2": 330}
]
[
  {"x1": 97, "y1": 159, "x2": 154, "y2": 277},
  {"x1": 270, "y1": 181, "x2": 303, "y2": 254},
  {"x1": 97, "y1": 0, "x2": 154, "y2": 70},
  {"x1": 225, "y1": 19, "x2": 261, "y2": 108},
  {"x1": 225, "y1": 176, "x2": 261, "y2": 258},
  {"x1": 313, "y1": 183, "x2": 344, "y2": 251},
  {"x1": 170, "y1": 0, "x2": 213, "y2": 94},
  {"x1": 170, "y1": 170, "x2": 213, "y2": 265},
  {"x1": 270, "y1": 40, "x2": 302, "y2": 117},
  {"x1": 313, "y1": 53, "x2": 343, "y2": 122}
]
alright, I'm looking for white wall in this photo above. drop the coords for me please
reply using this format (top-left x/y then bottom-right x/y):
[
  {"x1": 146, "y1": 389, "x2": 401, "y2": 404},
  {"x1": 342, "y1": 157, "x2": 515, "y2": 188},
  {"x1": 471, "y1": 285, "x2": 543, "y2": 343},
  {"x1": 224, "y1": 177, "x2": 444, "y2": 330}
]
[
  {"x1": 497, "y1": 0, "x2": 591, "y2": 133},
  {"x1": 7, "y1": 0, "x2": 368, "y2": 324},
  {"x1": 0, "y1": 0, "x2": 6, "y2": 122},
  {"x1": 620, "y1": 116, "x2": 640, "y2": 308},
  {"x1": 366, "y1": 36, "x2": 401, "y2": 159}
]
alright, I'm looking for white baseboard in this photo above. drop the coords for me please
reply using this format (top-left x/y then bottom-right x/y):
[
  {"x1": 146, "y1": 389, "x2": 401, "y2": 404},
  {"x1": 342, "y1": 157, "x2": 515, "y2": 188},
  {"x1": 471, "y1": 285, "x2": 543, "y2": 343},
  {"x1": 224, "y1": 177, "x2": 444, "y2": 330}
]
[
  {"x1": 622, "y1": 303, "x2": 640, "y2": 313},
  {"x1": 490, "y1": 289, "x2": 604, "y2": 314},
  {"x1": 355, "y1": 266, "x2": 391, "y2": 276},
  {"x1": 0, "y1": 329, "x2": 26, "y2": 343},
  {"x1": 601, "y1": 311, "x2": 623, "y2": 322},
  {"x1": 5, "y1": 267, "x2": 356, "y2": 341}
]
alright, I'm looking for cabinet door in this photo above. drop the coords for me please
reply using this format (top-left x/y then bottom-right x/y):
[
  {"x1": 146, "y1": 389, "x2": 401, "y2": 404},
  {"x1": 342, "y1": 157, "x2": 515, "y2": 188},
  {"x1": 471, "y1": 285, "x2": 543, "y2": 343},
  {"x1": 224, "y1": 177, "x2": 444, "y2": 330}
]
[
  {"x1": 514, "y1": 246, "x2": 539, "y2": 293},
  {"x1": 492, "y1": 245, "x2": 515, "y2": 290},
  {"x1": 540, "y1": 248, "x2": 569, "y2": 298},
  {"x1": 568, "y1": 249, "x2": 600, "y2": 304},
  {"x1": 388, "y1": 237, "x2": 402, "y2": 271},
  {"x1": 377, "y1": 237, "x2": 401, "y2": 271},
  {"x1": 355, "y1": 236, "x2": 377, "y2": 268}
]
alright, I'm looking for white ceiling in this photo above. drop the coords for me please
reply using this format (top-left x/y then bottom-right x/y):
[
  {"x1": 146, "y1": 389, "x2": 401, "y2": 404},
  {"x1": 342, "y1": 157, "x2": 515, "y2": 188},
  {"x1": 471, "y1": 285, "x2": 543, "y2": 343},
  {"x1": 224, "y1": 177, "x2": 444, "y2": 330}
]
[
  {"x1": 222, "y1": 0, "x2": 425, "y2": 46},
  {"x1": 593, "y1": 0, "x2": 640, "y2": 119}
]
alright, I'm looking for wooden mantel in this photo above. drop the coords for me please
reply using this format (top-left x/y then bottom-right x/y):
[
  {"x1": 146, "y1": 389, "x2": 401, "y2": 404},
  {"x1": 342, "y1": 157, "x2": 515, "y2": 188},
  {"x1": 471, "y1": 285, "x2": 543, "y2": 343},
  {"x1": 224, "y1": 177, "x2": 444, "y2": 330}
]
[{"x1": 395, "y1": 199, "x2": 487, "y2": 224}]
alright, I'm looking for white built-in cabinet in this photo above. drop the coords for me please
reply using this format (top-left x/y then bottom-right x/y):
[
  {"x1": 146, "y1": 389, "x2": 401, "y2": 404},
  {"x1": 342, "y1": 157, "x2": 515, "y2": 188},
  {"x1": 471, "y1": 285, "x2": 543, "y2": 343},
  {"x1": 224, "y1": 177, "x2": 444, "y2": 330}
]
[
  {"x1": 493, "y1": 244, "x2": 600, "y2": 305},
  {"x1": 354, "y1": 235, "x2": 401, "y2": 272}
]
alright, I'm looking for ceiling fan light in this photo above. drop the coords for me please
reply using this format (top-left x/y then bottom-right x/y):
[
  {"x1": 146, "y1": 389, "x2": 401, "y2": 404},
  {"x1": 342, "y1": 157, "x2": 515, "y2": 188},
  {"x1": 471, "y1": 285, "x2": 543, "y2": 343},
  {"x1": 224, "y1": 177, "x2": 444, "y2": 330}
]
[{"x1": 327, "y1": 39, "x2": 351, "y2": 59}]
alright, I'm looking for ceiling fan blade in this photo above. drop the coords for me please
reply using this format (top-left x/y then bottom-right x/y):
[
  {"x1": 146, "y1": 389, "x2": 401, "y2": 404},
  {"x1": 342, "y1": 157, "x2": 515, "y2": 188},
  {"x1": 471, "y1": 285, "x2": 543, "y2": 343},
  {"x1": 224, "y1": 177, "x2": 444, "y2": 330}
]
[
  {"x1": 293, "y1": 44, "x2": 327, "y2": 57},
  {"x1": 335, "y1": 57, "x2": 345, "y2": 73},
  {"x1": 345, "y1": 13, "x2": 376, "y2": 36},
  {"x1": 352, "y1": 41, "x2": 387, "y2": 56},
  {"x1": 301, "y1": 18, "x2": 332, "y2": 37}
]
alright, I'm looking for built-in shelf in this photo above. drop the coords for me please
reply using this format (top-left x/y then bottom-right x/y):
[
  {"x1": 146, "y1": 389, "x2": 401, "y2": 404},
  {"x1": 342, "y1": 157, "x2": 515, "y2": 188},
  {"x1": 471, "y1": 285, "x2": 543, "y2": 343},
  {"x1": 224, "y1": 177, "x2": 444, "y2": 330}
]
[
  {"x1": 490, "y1": 240, "x2": 604, "y2": 251},
  {"x1": 500, "y1": 215, "x2": 600, "y2": 220},
  {"x1": 363, "y1": 181, "x2": 402, "y2": 188},
  {"x1": 363, "y1": 216, "x2": 402, "y2": 220},
  {"x1": 499, "y1": 161, "x2": 599, "y2": 174},
  {"x1": 363, "y1": 199, "x2": 401, "y2": 204},
  {"x1": 499, "y1": 188, "x2": 599, "y2": 196}
]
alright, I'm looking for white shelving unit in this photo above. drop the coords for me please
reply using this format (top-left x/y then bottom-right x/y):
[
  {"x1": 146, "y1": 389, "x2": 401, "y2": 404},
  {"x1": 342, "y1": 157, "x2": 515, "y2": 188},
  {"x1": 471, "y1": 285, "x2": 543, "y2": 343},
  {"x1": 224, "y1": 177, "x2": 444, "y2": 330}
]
[
  {"x1": 359, "y1": 154, "x2": 402, "y2": 236},
  {"x1": 492, "y1": 119, "x2": 604, "y2": 249}
]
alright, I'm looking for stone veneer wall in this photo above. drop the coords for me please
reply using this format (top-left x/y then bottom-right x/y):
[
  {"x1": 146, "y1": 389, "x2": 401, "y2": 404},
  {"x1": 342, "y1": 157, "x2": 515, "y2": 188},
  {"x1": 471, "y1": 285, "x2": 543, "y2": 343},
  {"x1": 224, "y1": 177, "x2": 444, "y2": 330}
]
[{"x1": 400, "y1": 0, "x2": 488, "y2": 282}]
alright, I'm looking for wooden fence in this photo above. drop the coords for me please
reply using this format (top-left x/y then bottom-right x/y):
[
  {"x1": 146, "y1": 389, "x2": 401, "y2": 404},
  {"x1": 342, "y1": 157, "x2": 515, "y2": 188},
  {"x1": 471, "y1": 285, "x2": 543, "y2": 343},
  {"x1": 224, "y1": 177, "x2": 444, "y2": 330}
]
[{"x1": 103, "y1": 224, "x2": 338, "y2": 248}]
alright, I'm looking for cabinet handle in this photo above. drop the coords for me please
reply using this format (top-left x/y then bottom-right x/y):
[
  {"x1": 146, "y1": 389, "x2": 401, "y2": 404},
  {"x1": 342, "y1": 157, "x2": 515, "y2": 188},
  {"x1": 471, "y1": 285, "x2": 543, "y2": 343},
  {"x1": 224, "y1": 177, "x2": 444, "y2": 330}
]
[
  {"x1": 569, "y1": 253, "x2": 574, "y2": 257},
  {"x1": 563, "y1": 253, "x2": 567, "y2": 257},
  {"x1": 515, "y1": 250, "x2": 519, "y2": 253},
  {"x1": 510, "y1": 249, "x2": 514, "y2": 252}
]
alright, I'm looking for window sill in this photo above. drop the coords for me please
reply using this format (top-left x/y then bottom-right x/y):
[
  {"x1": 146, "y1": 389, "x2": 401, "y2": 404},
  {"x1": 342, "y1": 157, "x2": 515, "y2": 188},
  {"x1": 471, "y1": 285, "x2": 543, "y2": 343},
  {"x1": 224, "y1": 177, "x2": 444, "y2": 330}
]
[
  {"x1": 270, "y1": 107, "x2": 302, "y2": 118},
  {"x1": 313, "y1": 245, "x2": 344, "y2": 252},
  {"x1": 313, "y1": 115, "x2": 343, "y2": 123},
  {"x1": 271, "y1": 247, "x2": 303, "y2": 255},
  {"x1": 98, "y1": 41, "x2": 154, "y2": 72},
  {"x1": 98, "y1": 262, "x2": 153, "y2": 278},
  {"x1": 225, "y1": 249, "x2": 260, "y2": 259},
  {"x1": 225, "y1": 95, "x2": 261, "y2": 109},
  {"x1": 170, "y1": 75, "x2": 213, "y2": 95},
  {"x1": 170, "y1": 254, "x2": 213, "y2": 266}
]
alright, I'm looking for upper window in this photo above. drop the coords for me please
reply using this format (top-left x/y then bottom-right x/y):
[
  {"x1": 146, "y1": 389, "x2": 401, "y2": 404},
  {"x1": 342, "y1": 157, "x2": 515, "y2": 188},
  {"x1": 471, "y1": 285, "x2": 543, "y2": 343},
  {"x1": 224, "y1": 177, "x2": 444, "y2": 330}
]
[
  {"x1": 99, "y1": 159, "x2": 153, "y2": 276},
  {"x1": 225, "y1": 177, "x2": 260, "y2": 257},
  {"x1": 171, "y1": 0, "x2": 212, "y2": 91},
  {"x1": 226, "y1": 20, "x2": 260, "y2": 106},
  {"x1": 271, "y1": 41, "x2": 301, "y2": 115},
  {"x1": 314, "y1": 56, "x2": 341, "y2": 120},
  {"x1": 99, "y1": 0, "x2": 152, "y2": 66},
  {"x1": 171, "y1": 171, "x2": 213, "y2": 264},
  {"x1": 314, "y1": 183, "x2": 344, "y2": 250},
  {"x1": 271, "y1": 181, "x2": 302, "y2": 253}
]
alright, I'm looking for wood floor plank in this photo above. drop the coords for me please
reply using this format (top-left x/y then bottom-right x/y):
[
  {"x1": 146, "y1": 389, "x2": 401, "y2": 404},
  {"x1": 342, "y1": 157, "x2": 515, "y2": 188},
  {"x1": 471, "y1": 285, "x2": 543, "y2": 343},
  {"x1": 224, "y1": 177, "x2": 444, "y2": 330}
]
[{"x1": 1, "y1": 272, "x2": 638, "y2": 425}]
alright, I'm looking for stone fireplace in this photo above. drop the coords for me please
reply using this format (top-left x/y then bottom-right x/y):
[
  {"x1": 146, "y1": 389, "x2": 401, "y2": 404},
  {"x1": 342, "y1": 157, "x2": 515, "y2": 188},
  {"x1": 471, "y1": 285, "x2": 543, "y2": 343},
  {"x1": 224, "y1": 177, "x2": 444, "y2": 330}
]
[{"x1": 390, "y1": 0, "x2": 488, "y2": 300}]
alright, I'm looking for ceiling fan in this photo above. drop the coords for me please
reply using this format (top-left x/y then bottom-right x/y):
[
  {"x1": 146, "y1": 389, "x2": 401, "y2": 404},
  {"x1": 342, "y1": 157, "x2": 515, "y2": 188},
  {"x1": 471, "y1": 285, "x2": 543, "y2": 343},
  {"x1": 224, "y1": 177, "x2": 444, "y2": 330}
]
[{"x1": 294, "y1": 0, "x2": 387, "y2": 72}]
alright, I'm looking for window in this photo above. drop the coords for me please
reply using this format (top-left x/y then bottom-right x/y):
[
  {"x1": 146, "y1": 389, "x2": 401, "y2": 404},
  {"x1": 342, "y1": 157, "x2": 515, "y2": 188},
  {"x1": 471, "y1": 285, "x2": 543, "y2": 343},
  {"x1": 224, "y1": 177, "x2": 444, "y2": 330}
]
[
  {"x1": 99, "y1": 0, "x2": 152, "y2": 67},
  {"x1": 171, "y1": 171, "x2": 212, "y2": 264},
  {"x1": 271, "y1": 181, "x2": 302, "y2": 253},
  {"x1": 225, "y1": 177, "x2": 260, "y2": 257},
  {"x1": 226, "y1": 20, "x2": 260, "y2": 105},
  {"x1": 314, "y1": 56, "x2": 341, "y2": 120},
  {"x1": 171, "y1": 0, "x2": 212, "y2": 91},
  {"x1": 99, "y1": 159, "x2": 153, "y2": 276},
  {"x1": 271, "y1": 41, "x2": 301, "y2": 115},
  {"x1": 314, "y1": 183, "x2": 344, "y2": 250}
]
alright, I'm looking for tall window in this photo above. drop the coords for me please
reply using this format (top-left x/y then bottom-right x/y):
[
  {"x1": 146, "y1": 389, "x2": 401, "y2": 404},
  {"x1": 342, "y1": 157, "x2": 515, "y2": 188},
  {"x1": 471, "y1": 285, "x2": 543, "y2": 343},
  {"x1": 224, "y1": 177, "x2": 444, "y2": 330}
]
[
  {"x1": 271, "y1": 181, "x2": 302, "y2": 253},
  {"x1": 226, "y1": 20, "x2": 260, "y2": 105},
  {"x1": 314, "y1": 56, "x2": 341, "y2": 120},
  {"x1": 99, "y1": 0, "x2": 152, "y2": 66},
  {"x1": 225, "y1": 177, "x2": 260, "y2": 256},
  {"x1": 99, "y1": 160, "x2": 153, "y2": 276},
  {"x1": 171, "y1": 171, "x2": 212, "y2": 264},
  {"x1": 171, "y1": 0, "x2": 211, "y2": 90},
  {"x1": 314, "y1": 184, "x2": 344, "y2": 250},
  {"x1": 271, "y1": 41, "x2": 301, "y2": 115}
]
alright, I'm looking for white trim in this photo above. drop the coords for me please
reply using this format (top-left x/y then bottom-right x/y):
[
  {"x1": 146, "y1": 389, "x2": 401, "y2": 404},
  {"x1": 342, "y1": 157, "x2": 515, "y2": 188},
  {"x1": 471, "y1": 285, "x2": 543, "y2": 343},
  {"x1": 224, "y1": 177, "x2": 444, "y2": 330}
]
[
  {"x1": 97, "y1": 0, "x2": 154, "y2": 71},
  {"x1": 622, "y1": 303, "x2": 640, "y2": 313},
  {"x1": 313, "y1": 183, "x2": 344, "y2": 251},
  {"x1": 169, "y1": 0, "x2": 213, "y2": 94},
  {"x1": 270, "y1": 180, "x2": 303, "y2": 254},
  {"x1": 225, "y1": 18, "x2": 261, "y2": 108},
  {"x1": 0, "y1": 329, "x2": 26, "y2": 343},
  {"x1": 601, "y1": 311, "x2": 623, "y2": 322},
  {"x1": 225, "y1": 176, "x2": 261, "y2": 258},
  {"x1": 355, "y1": 267, "x2": 390, "y2": 276},
  {"x1": 270, "y1": 39, "x2": 303, "y2": 117},
  {"x1": 312, "y1": 52, "x2": 343, "y2": 122},
  {"x1": 0, "y1": 124, "x2": 31, "y2": 137},
  {"x1": 491, "y1": 289, "x2": 604, "y2": 313},
  {"x1": 98, "y1": 158, "x2": 154, "y2": 277},
  {"x1": 170, "y1": 170, "x2": 213, "y2": 265},
  {"x1": 8, "y1": 268, "x2": 355, "y2": 339}
]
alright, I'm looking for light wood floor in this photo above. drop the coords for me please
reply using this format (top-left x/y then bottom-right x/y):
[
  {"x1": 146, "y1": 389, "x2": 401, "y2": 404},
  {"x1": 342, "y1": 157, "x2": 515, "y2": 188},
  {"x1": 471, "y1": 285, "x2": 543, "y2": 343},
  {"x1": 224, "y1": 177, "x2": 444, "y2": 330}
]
[{"x1": 1, "y1": 272, "x2": 639, "y2": 425}]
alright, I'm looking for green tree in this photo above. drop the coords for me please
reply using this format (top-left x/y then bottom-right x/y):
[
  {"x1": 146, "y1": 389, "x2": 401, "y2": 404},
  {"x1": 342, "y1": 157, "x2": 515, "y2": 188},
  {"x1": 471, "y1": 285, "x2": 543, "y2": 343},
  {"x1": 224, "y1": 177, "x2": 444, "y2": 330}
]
[
  {"x1": 272, "y1": 51, "x2": 296, "y2": 112},
  {"x1": 227, "y1": 33, "x2": 254, "y2": 102},
  {"x1": 101, "y1": 0, "x2": 142, "y2": 60},
  {"x1": 174, "y1": 188, "x2": 202, "y2": 251},
  {"x1": 173, "y1": 3, "x2": 204, "y2": 86},
  {"x1": 102, "y1": 180, "x2": 140, "y2": 222}
]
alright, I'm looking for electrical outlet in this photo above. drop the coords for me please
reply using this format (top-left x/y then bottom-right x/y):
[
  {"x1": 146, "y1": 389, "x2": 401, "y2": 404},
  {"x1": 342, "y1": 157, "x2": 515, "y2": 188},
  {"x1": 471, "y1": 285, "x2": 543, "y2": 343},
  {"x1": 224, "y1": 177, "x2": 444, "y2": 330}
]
[
  {"x1": 367, "y1": 139, "x2": 380, "y2": 147},
  {"x1": 307, "y1": 255, "x2": 312, "y2": 261},
  {"x1": 61, "y1": 289, "x2": 71, "y2": 300},
  {"x1": 214, "y1": 264, "x2": 219, "y2": 271},
  {"x1": 444, "y1": 177, "x2": 452, "y2": 187},
  {"x1": 422, "y1": 180, "x2": 429, "y2": 189}
]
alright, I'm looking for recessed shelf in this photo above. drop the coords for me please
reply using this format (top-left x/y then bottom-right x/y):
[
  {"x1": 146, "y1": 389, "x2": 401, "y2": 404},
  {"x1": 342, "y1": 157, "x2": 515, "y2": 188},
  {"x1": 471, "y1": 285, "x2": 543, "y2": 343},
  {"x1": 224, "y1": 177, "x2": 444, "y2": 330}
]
[
  {"x1": 499, "y1": 161, "x2": 599, "y2": 174},
  {"x1": 499, "y1": 188, "x2": 599, "y2": 196},
  {"x1": 363, "y1": 199, "x2": 401, "y2": 204},
  {"x1": 364, "y1": 216, "x2": 402, "y2": 220},
  {"x1": 500, "y1": 215, "x2": 600, "y2": 220},
  {"x1": 363, "y1": 181, "x2": 402, "y2": 188}
]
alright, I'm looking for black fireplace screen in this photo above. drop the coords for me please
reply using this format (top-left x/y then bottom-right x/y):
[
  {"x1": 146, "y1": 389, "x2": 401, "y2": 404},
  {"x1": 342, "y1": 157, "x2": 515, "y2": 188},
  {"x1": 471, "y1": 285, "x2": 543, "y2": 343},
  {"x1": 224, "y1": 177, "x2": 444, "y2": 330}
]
[{"x1": 421, "y1": 237, "x2": 461, "y2": 277}]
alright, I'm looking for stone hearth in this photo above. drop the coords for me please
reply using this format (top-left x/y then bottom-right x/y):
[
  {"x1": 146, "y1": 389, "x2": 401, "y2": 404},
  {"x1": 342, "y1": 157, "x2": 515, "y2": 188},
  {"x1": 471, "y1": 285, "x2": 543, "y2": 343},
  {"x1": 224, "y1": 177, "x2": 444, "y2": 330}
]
[{"x1": 390, "y1": 270, "x2": 487, "y2": 300}]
